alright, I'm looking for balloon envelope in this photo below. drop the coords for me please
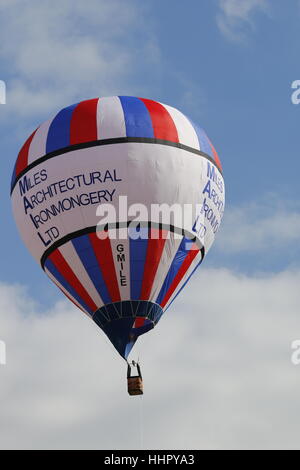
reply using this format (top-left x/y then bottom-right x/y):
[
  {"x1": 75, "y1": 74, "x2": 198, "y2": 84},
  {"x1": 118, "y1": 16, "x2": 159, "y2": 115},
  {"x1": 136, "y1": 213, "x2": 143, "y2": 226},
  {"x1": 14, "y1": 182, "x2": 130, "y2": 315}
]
[{"x1": 11, "y1": 96, "x2": 225, "y2": 359}]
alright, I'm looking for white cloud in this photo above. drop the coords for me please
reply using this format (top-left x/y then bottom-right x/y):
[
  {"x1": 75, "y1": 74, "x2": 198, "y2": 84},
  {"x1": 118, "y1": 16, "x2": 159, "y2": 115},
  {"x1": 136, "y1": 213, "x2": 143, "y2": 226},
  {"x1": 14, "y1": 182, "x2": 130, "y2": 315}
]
[
  {"x1": 0, "y1": 0, "x2": 159, "y2": 120},
  {"x1": 216, "y1": 0, "x2": 269, "y2": 42},
  {"x1": 214, "y1": 198, "x2": 300, "y2": 255},
  {"x1": 1, "y1": 267, "x2": 300, "y2": 449}
]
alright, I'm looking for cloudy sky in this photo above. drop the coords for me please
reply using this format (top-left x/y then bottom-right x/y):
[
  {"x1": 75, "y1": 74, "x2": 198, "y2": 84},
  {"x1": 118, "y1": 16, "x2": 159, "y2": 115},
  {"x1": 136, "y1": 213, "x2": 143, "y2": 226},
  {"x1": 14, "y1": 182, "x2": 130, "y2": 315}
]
[{"x1": 1, "y1": 0, "x2": 300, "y2": 450}]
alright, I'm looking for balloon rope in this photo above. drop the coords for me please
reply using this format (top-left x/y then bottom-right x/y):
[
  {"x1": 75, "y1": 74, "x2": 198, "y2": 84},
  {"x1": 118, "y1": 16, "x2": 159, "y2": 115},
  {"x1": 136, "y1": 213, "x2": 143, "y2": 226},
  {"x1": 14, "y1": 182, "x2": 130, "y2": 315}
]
[
  {"x1": 135, "y1": 343, "x2": 143, "y2": 449},
  {"x1": 139, "y1": 393, "x2": 144, "y2": 450}
]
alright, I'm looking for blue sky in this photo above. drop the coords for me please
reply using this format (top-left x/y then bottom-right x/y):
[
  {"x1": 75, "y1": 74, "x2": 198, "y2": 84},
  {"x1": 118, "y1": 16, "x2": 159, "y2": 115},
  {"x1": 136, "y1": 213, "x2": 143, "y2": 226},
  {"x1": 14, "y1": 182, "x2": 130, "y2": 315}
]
[
  {"x1": 1, "y1": 0, "x2": 300, "y2": 301},
  {"x1": 1, "y1": 0, "x2": 300, "y2": 450}
]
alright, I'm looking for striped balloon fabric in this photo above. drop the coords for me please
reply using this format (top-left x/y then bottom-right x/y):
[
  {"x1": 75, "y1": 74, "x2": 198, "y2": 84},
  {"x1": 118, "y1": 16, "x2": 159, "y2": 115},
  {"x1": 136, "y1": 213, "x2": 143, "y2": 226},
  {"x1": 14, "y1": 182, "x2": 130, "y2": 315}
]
[
  {"x1": 11, "y1": 96, "x2": 225, "y2": 359},
  {"x1": 11, "y1": 96, "x2": 222, "y2": 190}
]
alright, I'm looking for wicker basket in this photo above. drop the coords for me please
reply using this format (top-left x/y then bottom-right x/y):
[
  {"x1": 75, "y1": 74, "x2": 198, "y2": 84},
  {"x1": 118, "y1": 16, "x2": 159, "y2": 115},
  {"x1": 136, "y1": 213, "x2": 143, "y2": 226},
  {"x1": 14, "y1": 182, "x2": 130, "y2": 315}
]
[{"x1": 127, "y1": 376, "x2": 143, "y2": 395}]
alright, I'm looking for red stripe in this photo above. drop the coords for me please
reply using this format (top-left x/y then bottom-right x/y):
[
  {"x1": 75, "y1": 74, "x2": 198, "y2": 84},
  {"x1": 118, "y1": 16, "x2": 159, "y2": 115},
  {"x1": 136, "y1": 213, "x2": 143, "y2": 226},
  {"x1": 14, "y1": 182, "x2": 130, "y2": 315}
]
[
  {"x1": 160, "y1": 244, "x2": 200, "y2": 308},
  {"x1": 208, "y1": 138, "x2": 222, "y2": 171},
  {"x1": 89, "y1": 232, "x2": 121, "y2": 302},
  {"x1": 139, "y1": 98, "x2": 179, "y2": 142},
  {"x1": 140, "y1": 228, "x2": 167, "y2": 300},
  {"x1": 134, "y1": 317, "x2": 145, "y2": 328},
  {"x1": 70, "y1": 98, "x2": 98, "y2": 145},
  {"x1": 15, "y1": 128, "x2": 38, "y2": 176},
  {"x1": 49, "y1": 249, "x2": 98, "y2": 312}
]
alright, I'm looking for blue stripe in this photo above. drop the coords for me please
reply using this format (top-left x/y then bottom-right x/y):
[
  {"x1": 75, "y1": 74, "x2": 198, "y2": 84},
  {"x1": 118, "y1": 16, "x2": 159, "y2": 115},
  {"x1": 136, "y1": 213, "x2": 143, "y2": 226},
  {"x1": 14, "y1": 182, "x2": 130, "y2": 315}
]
[
  {"x1": 46, "y1": 102, "x2": 78, "y2": 154},
  {"x1": 44, "y1": 258, "x2": 93, "y2": 314},
  {"x1": 118, "y1": 96, "x2": 154, "y2": 138},
  {"x1": 189, "y1": 120, "x2": 213, "y2": 158},
  {"x1": 71, "y1": 235, "x2": 112, "y2": 305},
  {"x1": 129, "y1": 227, "x2": 149, "y2": 300},
  {"x1": 155, "y1": 237, "x2": 191, "y2": 305}
]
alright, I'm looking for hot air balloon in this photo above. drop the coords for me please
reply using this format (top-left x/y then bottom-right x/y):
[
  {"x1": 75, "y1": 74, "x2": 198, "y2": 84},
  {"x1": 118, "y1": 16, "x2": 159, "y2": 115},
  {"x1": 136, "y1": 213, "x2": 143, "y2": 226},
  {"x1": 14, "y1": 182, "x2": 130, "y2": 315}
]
[{"x1": 11, "y1": 96, "x2": 225, "y2": 394}]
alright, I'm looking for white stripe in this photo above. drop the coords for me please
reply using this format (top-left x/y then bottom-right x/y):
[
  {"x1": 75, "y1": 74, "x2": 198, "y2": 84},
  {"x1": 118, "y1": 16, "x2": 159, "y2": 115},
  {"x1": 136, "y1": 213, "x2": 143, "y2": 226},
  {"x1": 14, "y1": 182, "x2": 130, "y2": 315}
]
[
  {"x1": 164, "y1": 249, "x2": 203, "y2": 311},
  {"x1": 59, "y1": 242, "x2": 104, "y2": 309},
  {"x1": 149, "y1": 232, "x2": 183, "y2": 303},
  {"x1": 159, "y1": 103, "x2": 200, "y2": 150},
  {"x1": 27, "y1": 118, "x2": 52, "y2": 165},
  {"x1": 44, "y1": 267, "x2": 91, "y2": 317},
  {"x1": 109, "y1": 232, "x2": 131, "y2": 301},
  {"x1": 97, "y1": 96, "x2": 126, "y2": 140}
]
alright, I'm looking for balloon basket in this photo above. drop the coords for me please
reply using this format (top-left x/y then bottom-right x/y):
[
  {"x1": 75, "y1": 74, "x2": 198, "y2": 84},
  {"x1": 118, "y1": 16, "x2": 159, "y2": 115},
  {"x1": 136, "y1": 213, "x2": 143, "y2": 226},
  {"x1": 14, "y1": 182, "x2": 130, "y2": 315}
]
[
  {"x1": 127, "y1": 376, "x2": 143, "y2": 396},
  {"x1": 127, "y1": 360, "x2": 143, "y2": 395}
]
